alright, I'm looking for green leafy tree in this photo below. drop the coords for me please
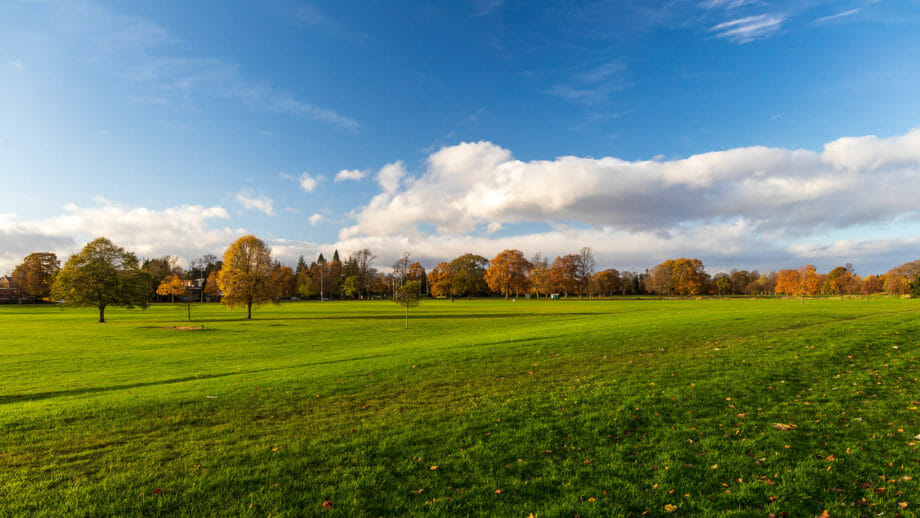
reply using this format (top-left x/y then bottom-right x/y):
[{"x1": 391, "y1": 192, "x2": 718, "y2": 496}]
[
  {"x1": 51, "y1": 238, "x2": 150, "y2": 323},
  {"x1": 343, "y1": 275, "x2": 360, "y2": 299},
  {"x1": 396, "y1": 280, "x2": 421, "y2": 329}
]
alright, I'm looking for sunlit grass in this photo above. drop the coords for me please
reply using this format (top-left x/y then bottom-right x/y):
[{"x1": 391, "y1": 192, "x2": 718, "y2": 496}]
[{"x1": 2, "y1": 298, "x2": 919, "y2": 515}]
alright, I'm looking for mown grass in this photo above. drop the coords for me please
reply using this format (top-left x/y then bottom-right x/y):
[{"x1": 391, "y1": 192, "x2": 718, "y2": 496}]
[{"x1": 2, "y1": 298, "x2": 920, "y2": 516}]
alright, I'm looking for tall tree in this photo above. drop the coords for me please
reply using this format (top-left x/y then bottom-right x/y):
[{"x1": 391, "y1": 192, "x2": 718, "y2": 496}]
[
  {"x1": 217, "y1": 235, "x2": 277, "y2": 319},
  {"x1": 883, "y1": 259, "x2": 920, "y2": 294},
  {"x1": 11, "y1": 252, "x2": 60, "y2": 301},
  {"x1": 272, "y1": 265, "x2": 297, "y2": 300},
  {"x1": 204, "y1": 271, "x2": 221, "y2": 300},
  {"x1": 484, "y1": 249, "x2": 530, "y2": 299},
  {"x1": 573, "y1": 246, "x2": 595, "y2": 296},
  {"x1": 549, "y1": 255, "x2": 578, "y2": 297},
  {"x1": 407, "y1": 262, "x2": 427, "y2": 295},
  {"x1": 392, "y1": 252, "x2": 412, "y2": 285},
  {"x1": 669, "y1": 258, "x2": 706, "y2": 296},
  {"x1": 528, "y1": 253, "x2": 552, "y2": 298},
  {"x1": 449, "y1": 254, "x2": 489, "y2": 298},
  {"x1": 350, "y1": 248, "x2": 376, "y2": 298},
  {"x1": 823, "y1": 264, "x2": 858, "y2": 295},
  {"x1": 427, "y1": 262, "x2": 453, "y2": 298},
  {"x1": 775, "y1": 265, "x2": 821, "y2": 302},
  {"x1": 295, "y1": 255, "x2": 308, "y2": 277},
  {"x1": 714, "y1": 273, "x2": 733, "y2": 295},
  {"x1": 395, "y1": 280, "x2": 421, "y2": 329},
  {"x1": 592, "y1": 269, "x2": 621, "y2": 297},
  {"x1": 51, "y1": 238, "x2": 150, "y2": 323},
  {"x1": 860, "y1": 274, "x2": 883, "y2": 299}
]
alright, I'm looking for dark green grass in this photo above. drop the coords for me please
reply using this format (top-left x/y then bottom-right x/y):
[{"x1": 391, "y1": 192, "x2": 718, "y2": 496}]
[{"x1": 2, "y1": 298, "x2": 920, "y2": 516}]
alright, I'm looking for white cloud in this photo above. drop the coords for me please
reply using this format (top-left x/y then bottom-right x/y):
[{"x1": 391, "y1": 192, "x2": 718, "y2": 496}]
[
  {"x1": 815, "y1": 8, "x2": 860, "y2": 23},
  {"x1": 298, "y1": 172, "x2": 321, "y2": 192},
  {"x1": 0, "y1": 201, "x2": 241, "y2": 273},
  {"x1": 376, "y1": 161, "x2": 407, "y2": 195},
  {"x1": 309, "y1": 213, "x2": 324, "y2": 226},
  {"x1": 335, "y1": 169, "x2": 366, "y2": 182},
  {"x1": 334, "y1": 128, "x2": 920, "y2": 273},
  {"x1": 710, "y1": 14, "x2": 784, "y2": 43},
  {"x1": 701, "y1": 0, "x2": 757, "y2": 9},
  {"x1": 9, "y1": 60, "x2": 24, "y2": 70},
  {"x1": 236, "y1": 190, "x2": 274, "y2": 215}
]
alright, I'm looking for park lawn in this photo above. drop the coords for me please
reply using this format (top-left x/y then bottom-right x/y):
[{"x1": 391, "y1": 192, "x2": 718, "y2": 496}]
[{"x1": 2, "y1": 298, "x2": 920, "y2": 516}]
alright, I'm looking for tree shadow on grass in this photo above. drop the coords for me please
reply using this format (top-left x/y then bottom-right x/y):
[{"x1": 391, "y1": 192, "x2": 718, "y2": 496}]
[
  {"x1": 186, "y1": 312, "x2": 606, "y2": 324},
  {"x1": 0, "y1": 353, "x2": 396, "y2": 405}
]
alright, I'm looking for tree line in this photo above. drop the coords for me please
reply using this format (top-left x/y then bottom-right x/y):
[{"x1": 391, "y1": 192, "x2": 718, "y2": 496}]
[{"x1": 3, "y1": 236, "x2": 920, "y2": 322}]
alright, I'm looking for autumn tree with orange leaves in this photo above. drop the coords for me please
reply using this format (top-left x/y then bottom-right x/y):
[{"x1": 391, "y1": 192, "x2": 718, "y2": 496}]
[
  {"x1": 427, "y1": 262, "x2": 453, "y2": 298},
  {"x1": 484, "y1": 249, "x2": 531, "y2": 299},
  {"x1": 156, "y1": 274, "x2": 186, "y2": 303},
  {"x1": 217, "y1": 235, "x2": 277, "y2": 319},
  {"x1": 775, "y1": 264, "x2": 821, "y2": 303},
  {"x1": 647, "y1": 258, "x2": 707, "y2": 296},
  {"x1": 549, "y1": 254, "x2": 578, "y2": 297}
]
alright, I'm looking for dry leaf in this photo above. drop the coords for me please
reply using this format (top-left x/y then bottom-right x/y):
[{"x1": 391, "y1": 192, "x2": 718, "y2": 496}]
[{"x1": 664, "y1": 504, "x2": 677, "y2": 513}]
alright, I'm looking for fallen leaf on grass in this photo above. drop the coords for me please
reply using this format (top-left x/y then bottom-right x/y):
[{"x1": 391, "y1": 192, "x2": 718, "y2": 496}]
[
  {"x1": 664, "y1": 504, "x2": 677, "y2": 512},
  {"x1": 899, "y1": 502, "x2": 909, "y2": 509},
  {"x1": 411, "y1": 489, "x2": 424, "y2": 495},
  {"x1": 322, "y1": 500, "x2": 333, "y2": 509},
  {"x1": 494, "y1": 489, "x2": 503, "y2": 494},
  {"x1": 430, "y1": 465, "x2": 439, "y2": 470},
  {"x1": 773, "y1": 423, "x2": 798, "y2": 431}
]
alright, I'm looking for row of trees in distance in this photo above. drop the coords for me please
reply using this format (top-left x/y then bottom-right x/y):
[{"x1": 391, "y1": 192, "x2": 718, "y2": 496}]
[{"x1": 4, "y1": 236, "x2": 920, "y2": 321}]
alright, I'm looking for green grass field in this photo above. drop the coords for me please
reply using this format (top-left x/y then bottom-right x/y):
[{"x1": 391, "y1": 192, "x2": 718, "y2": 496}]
[{"x1": 3, "y1": 298, "x2": 920, "y2": 516}]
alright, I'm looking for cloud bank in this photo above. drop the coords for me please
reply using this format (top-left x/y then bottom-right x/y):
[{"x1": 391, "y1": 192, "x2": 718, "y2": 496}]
[{"x1": 2, "y1": 128, "x2": 919, "y2": 275}]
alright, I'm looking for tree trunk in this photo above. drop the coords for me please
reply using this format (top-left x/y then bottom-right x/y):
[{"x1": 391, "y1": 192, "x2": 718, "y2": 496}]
[
  {"x1": 98, "y1": 305, "x2": 106, "y2": 323},
  {"x1": 247, "y1": 301, "x2": 252, "y2": 319},
  {"x1": 405, "y1": 305, "x2": 409, "y2": 329}
]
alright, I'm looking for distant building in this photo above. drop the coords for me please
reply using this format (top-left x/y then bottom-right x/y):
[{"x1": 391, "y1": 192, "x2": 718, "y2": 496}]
[{"x1": 0, "y1": 276, "x2": 19, "y2": 303}]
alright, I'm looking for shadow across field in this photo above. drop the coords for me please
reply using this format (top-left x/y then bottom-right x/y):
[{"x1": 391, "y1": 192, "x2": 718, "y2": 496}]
[
  {"x1": 185, "y1": 311, "x2": 607, "y2": 324},
  {"x1": 0, "y1": 353, "x2": 396, "y2": 405}
]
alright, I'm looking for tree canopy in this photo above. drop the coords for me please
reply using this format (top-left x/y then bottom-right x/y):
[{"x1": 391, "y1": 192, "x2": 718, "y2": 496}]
[
  {"x1": 217, "y1": 235, "x2": 277, "y2": 319},
  {"x1": 50, "y1": 238, "x2": 150, "y2": 322},
  {"x1": 12, "y1": 252, "x2": 60, "y2": 301}
]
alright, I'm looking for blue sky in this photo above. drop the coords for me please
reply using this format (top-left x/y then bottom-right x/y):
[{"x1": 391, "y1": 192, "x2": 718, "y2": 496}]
[{"x1": 2, "y1": 0, "x2": 920, "y2": 275}]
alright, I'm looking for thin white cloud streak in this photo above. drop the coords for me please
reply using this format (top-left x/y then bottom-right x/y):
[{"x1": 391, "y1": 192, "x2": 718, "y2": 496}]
[
  {"x1": 236, "y1": 191, "x2": 275, "y2": 215},
  {"x1": 308, "y1": 213, "x2": 324, "y2": 226},
  {"x1": 710, "y1": 14, "x2": 785, "y2": 43},
  {"x1": 30, "y1": 0, "x2": 358, "y2": 130},
  {"x1": 9, "y1": 60, "x2": 24, "y2": 70},
  {"x1": 815, "y1": 8, "x2": 860, "y2": 23}
]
